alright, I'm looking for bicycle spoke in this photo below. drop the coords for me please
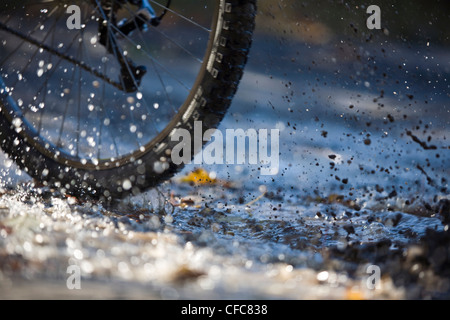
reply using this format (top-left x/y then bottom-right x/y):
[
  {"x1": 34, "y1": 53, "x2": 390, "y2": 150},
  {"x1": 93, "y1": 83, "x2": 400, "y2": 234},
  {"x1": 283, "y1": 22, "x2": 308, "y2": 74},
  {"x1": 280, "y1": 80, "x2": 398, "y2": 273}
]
[
  {"x1": 76, "y1": 46, "x2": 82, "y2": 158},
  {"x1": 27, "y1": 1, "x2": 58, "y2": 5},
  {"x1": 0, "y1": 5, "x2": 60, "y2": 71},
  {"x1": 27, "y1": 29, "x2": 85, "y2": 113},
  {"x1": 121, "y1": 2, "x2": 203, "y2": 64},
  {"x1": 93, "y1": 0, "x2": 193, "y2": 92},
  {"x1": 56, "y1": 66, "x2": 78, "y2": 149},
  {"x1": 0, "y1": 5, "x2": 59, "y2": 63},
  {"x1": 95, "y1": 0, "x2": 171, "y2": 148},
  {"x1": 111, "y1": 22, "x2": 191, "y2": 91},
  {"x1": 99, "y1": 53, "x2": 120, "y2": 160}
]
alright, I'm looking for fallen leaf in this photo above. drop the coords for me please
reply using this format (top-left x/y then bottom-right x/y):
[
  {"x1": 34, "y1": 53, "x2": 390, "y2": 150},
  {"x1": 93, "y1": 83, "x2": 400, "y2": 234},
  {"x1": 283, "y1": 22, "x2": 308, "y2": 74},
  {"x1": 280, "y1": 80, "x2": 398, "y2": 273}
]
[
  {"x1": 346, "y1": 286, "x2": 365, "y2": 300},
  {"x1": 179, "y1": 168, "x2": 217, "y2": 185}
]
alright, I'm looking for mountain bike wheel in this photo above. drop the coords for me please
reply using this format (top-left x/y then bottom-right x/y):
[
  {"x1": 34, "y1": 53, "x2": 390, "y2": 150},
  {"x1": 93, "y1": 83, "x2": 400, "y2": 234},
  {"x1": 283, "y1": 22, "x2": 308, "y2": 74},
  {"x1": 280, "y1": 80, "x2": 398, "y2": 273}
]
[{"x1": 0, "y1": 0, "x2": 256, "y2": 200}]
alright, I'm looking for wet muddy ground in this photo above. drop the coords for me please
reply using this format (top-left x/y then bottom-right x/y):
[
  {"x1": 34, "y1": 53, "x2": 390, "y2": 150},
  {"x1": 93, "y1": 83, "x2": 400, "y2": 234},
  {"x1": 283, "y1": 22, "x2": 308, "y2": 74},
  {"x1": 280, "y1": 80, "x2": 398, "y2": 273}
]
[{"x1": 0, "y1": 170, "x2": 449, "y2": 299}]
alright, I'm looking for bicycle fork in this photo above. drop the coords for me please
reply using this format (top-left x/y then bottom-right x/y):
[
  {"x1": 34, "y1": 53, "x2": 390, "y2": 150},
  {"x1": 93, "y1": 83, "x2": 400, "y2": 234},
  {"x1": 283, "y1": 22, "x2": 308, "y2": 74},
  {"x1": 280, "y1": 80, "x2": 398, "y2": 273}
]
[{"x1": 97, "y1": 0, "x2": 159, "y2": 93}]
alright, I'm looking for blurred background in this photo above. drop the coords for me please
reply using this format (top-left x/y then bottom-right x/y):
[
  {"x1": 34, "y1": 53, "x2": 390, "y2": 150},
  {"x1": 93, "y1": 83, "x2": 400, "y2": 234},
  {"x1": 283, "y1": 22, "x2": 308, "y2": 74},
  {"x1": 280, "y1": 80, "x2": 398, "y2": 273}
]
[{"x1": 202, "y1": 0, "x2": 450, "y2": 198}]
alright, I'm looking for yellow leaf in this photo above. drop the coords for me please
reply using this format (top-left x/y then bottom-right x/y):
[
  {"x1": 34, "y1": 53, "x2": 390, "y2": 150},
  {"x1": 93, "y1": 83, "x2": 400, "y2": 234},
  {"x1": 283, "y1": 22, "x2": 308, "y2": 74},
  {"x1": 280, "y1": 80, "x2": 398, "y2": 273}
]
[{"x1": 346, "y1": 286, "x2": 365, "y2": 300}]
